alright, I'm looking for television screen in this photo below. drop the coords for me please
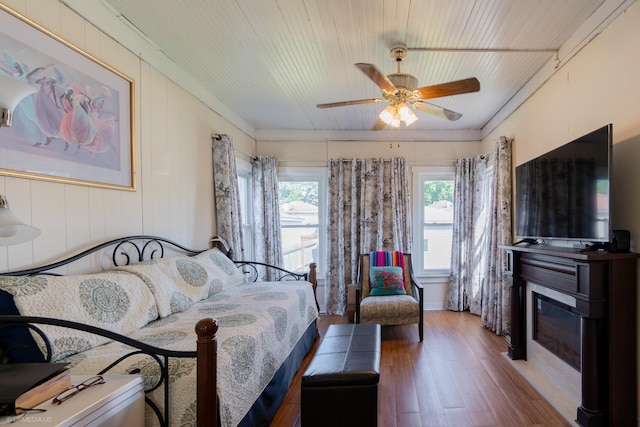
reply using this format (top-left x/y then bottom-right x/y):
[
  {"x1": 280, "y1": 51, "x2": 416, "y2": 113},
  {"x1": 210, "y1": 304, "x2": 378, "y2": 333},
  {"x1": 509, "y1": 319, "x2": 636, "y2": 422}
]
[{"x1": 515, "y1": 124, "x2": 612, "y2": 243}]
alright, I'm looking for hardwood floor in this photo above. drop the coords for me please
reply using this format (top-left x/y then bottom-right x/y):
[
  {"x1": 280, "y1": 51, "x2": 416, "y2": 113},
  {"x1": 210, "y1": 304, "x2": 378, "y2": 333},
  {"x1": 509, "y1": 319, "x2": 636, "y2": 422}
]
[{"x1": 270, "y1": 310, "x2": 572, "y2": 427}]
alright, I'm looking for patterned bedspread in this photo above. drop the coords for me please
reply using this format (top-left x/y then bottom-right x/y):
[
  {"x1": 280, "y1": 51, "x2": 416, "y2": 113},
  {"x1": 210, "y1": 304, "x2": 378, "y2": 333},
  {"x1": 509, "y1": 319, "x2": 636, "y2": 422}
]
[{"x1": 59, "y1": 280, "x2": 319, "y2": 427}]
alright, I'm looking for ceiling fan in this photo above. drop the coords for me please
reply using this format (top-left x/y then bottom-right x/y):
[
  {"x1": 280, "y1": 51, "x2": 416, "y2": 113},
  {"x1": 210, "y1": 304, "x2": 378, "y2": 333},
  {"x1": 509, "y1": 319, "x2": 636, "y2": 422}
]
[{"x1": 317, "y1": 43, "x2": 480, "y2": 130}]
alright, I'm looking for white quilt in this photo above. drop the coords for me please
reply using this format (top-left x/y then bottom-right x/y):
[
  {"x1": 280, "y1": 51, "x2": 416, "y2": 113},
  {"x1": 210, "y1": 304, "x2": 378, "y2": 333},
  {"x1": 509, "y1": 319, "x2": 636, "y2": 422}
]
[{"x1": 59, "y1": 280, "x2": 319, "y2": 427}]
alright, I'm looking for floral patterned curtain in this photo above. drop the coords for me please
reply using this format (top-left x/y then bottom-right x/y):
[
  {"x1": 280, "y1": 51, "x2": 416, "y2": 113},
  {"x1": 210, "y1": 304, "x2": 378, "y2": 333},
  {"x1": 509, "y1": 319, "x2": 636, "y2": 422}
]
[
  {"x1": 251, "y1": 156, "x2": 283, "y2": 280},
  {"x1": 325, "y1": 157, "x2": 412, "y2": 315},
  {"x1": 447, "y1": 154, "x2": 488, "y2": 314},
  {"x1": 447, "y1": 137, "x2": 513, "y2": 335},
  {"x1": 212, "y1": 134, "x2": 244, "y2": 260},
  {"x1": 480, "y1": 136, "x2": 513, "y2": 335}
]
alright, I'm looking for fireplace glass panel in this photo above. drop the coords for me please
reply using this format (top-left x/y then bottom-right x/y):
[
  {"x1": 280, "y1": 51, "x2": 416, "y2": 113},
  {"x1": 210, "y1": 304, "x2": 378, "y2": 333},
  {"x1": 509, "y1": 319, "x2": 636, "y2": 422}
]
[{"x1": 533, "y1": 292, "x2": 581, "y2": 371}]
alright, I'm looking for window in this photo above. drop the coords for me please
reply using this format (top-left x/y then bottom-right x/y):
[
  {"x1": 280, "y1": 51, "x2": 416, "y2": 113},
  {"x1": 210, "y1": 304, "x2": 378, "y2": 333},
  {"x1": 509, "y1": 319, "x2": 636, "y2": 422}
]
[
  {"x1": 278, "y1": 168, "x2": 326, "y2": 274},
  {"x1": 413, "y1": 167, "x2": 455, "y2": 276},
  {"x1": 236, "y1": 160, "x2": 254, "y2": 260}
]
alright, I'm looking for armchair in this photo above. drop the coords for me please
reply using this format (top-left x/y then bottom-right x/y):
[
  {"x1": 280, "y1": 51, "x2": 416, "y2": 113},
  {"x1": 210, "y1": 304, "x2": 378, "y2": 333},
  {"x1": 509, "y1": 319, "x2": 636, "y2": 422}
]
[{"x1": 355, "y1": 251, "x2": 423, "y2": 341}]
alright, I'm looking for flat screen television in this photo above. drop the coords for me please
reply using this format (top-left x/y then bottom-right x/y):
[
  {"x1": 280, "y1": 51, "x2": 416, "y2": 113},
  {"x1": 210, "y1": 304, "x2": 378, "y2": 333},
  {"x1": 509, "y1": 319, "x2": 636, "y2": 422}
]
[{"x1": 515, "y1": 124, "x2": 612, "y2": 244}]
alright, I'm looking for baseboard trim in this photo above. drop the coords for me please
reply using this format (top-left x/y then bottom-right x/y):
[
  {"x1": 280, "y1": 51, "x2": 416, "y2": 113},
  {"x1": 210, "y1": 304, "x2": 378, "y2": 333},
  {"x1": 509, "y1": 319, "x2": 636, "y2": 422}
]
[{"x1": 423, "y1": 302, "x2": 445, "y2": 311}]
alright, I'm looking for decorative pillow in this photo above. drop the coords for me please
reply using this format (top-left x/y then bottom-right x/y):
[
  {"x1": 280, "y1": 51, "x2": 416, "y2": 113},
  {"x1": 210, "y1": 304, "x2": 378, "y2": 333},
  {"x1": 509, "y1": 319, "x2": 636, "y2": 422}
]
[
  {"x1": 0, "y1": 289, "x2": 45, "y2": 363},
  {"x1": 117, "y1": 255, "x2": 213, "y2": 317},
  {"x1": 369, "y1": 266, "x2": 406, "y2": 296},
  {"x1": 0, "y1": 271, "x2": 158, "y2": 362},
  {"x1": 194, "y1": 248, "x2": 246, "y2": 291}
]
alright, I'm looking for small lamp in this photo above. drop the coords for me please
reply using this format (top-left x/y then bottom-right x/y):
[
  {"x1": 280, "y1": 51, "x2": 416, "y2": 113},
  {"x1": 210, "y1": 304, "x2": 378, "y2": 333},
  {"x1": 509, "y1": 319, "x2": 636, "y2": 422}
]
[
  {"x1": 0, "y1": 195, "x2": 40, "y2": 246},
  {"x1": 0, "y1": 74, "x2": 37, "y2": 127}
]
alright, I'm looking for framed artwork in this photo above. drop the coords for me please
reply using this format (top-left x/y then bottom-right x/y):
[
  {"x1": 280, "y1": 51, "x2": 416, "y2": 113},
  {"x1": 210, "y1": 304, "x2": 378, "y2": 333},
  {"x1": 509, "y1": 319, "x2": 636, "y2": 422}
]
[{"x1": 0, "y1": 4, "x2": 135, "y2": 191}]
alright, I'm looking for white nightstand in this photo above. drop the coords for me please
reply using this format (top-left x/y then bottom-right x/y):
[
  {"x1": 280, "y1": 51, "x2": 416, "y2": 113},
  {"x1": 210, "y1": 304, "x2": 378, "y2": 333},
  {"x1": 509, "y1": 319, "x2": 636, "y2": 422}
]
[{"x1": 1, "y1": 375, "x2": 145, "y2": 426}]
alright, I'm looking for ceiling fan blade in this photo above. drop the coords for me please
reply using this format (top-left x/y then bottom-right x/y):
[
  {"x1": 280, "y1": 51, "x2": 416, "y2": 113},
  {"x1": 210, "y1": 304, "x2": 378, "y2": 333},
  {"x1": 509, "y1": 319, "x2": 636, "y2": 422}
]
[
  {"x1": 317, "y1": 98, "x2": 383, "y2": 109},
  {"x1": 415, "y1": 77, "x2": 480, "y2": 100},
  {"x1": 413, "y1": 101, "x2": 462, "y2": 121},
  {"x1": 372, "y1": 118, "x2": 387, "y2": 130},
  {"x1": 355, "y1": 63, "x2": 396, "y2": 92}
]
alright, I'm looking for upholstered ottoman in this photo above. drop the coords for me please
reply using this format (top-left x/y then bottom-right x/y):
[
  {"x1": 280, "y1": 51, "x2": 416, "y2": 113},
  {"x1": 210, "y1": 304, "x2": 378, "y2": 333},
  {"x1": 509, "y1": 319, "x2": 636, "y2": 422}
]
[{"x1": 301, "y1": 323, "x2": 381, "y2": 427}]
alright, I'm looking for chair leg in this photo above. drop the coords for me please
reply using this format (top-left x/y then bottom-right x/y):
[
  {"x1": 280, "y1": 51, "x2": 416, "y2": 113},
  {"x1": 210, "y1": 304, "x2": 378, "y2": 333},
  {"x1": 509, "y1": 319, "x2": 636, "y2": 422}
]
[{"x1": 418, "y1": 285, "x2": 424, "y2": 342}]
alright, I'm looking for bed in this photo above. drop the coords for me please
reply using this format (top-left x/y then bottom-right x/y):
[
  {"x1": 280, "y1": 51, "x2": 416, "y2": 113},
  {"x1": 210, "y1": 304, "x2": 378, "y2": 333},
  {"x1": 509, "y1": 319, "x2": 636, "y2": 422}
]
[{"x1": 0, "y1": 235, "x2": 319, "y2": 426}]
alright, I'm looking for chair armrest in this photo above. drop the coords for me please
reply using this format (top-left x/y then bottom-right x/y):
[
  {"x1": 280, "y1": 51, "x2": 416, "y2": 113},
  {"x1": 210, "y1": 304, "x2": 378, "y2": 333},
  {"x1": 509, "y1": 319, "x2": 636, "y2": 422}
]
[
  {"x1": 413, "y1": 282, "x2": 424, "y2": 304},
  {"x1": 409, "y1": 270, "x2": 422, "y2": 288},
  {"x1": 409, "y1": 273, "x2": 424, "y2": 305}
]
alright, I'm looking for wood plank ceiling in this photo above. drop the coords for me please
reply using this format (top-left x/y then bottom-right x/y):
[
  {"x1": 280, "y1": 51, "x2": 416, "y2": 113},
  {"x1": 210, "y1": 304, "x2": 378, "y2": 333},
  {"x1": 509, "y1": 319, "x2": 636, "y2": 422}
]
[{"x1": 72, "y1": 0, "x2": 633, "y2": 139}]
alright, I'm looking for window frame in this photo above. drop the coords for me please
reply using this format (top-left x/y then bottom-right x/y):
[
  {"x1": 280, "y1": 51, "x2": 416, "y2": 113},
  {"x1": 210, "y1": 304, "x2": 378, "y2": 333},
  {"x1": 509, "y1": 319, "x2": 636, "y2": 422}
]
[
  {"x1": 278, "y1": 167, "x2": 327, "y2": 276},
  {"x1": 412, "y1": 165, "x2": 455, "y2": 277}
]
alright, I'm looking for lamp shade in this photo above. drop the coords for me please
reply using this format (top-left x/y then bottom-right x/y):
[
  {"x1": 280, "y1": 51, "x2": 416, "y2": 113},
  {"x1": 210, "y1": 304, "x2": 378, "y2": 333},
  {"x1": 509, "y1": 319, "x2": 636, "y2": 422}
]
[
  {"x1": 397, "y1": 103, "x2": 418, "y2": 126},
  {"x1": 379, "y1": 102, "x2": 418, "y2": 128},
  {"x1": 0, "y1": 74, "x2": 37, "y2": 126},
  {"x1": 379, "y1": 104, "x2": 400, "y2": 128},
  {"x1": 0, "y1": 195, "x2": 40, "y2": 246}
]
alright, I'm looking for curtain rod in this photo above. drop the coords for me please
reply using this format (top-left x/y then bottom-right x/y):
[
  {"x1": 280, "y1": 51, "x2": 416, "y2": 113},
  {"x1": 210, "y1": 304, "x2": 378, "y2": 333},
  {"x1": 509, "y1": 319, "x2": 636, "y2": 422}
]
[
  {"x1": 211, "y1": 133, "x2": 257, "y2": 160},
  {"x1": 276, "y1": 159, "x2": 458, "y2": 166}
]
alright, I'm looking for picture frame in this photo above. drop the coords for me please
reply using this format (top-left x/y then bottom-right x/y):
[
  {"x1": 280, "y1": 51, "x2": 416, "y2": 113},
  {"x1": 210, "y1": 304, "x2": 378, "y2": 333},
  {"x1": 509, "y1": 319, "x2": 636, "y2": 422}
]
[{"x1": 0, "y1": 4, "x2": 135, "y2": 191}]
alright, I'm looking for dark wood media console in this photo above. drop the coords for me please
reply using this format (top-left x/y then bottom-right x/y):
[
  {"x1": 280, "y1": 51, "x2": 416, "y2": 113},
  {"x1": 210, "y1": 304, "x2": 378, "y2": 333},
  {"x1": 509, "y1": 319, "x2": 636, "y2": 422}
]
[{"x1": 501, "y1": 244, "x2": 638, "y2": 427}]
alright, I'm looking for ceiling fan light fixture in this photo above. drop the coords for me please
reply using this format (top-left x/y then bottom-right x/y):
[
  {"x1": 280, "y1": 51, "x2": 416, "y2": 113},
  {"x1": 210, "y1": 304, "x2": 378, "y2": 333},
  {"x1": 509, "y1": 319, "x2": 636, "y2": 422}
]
[
  {"x1": 398, "y1": 103, "x2": 418, "y2": 125},
  {"x1": 379, "y1": 104, "x2": 400, "y2": 128},
  {"x1": 379, "y1": 103, "x2": 417, "y2": 128}
]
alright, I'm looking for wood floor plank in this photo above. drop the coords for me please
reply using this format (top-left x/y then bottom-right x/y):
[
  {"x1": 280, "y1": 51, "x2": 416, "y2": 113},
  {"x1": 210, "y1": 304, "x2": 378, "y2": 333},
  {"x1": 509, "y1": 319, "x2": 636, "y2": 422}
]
[
  {"x1": 378, "y1": 363, "x2": 398, "y2": 427},
  {"x1": 442, "y1": 407, "x2": 475, "y2": 426},
  {"x1": 270, "y1": 404, "x2": 300, "y2": 427},
  {"x1": 454, "y1": 366, "x2": 499, "y2": 426},
  {"x1": 468, "y1": 358, "x2": 528, "y2": 425},
  {"x1": 478, "y1": 356, "x2": 568, "y2": 425},
  {"x1": 430, "y1": 357, "x2": 467, "y2": 410},
  {"x1": 393, "y1": 350, "x2": 421, "y2": 415},
  {"x1": 270, "y1": 311, "x2": 571, "y2": 427},
  {"x1": 397, "y1": 412, "x2": 422, "y2": 427}
]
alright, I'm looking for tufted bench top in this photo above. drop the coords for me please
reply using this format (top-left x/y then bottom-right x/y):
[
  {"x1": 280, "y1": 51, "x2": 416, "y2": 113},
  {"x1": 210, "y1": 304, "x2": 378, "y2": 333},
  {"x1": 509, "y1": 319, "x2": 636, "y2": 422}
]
[{"x1": 302, "y1": 323, "x2": 380, "y2": 387}]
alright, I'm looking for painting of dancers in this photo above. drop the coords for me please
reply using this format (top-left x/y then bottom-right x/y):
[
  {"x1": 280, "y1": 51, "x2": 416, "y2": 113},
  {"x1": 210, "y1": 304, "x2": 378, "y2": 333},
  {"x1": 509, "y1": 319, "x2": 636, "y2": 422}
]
[{"x1": 0, "y1": 4, "x2": 134, "y2": 190}]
